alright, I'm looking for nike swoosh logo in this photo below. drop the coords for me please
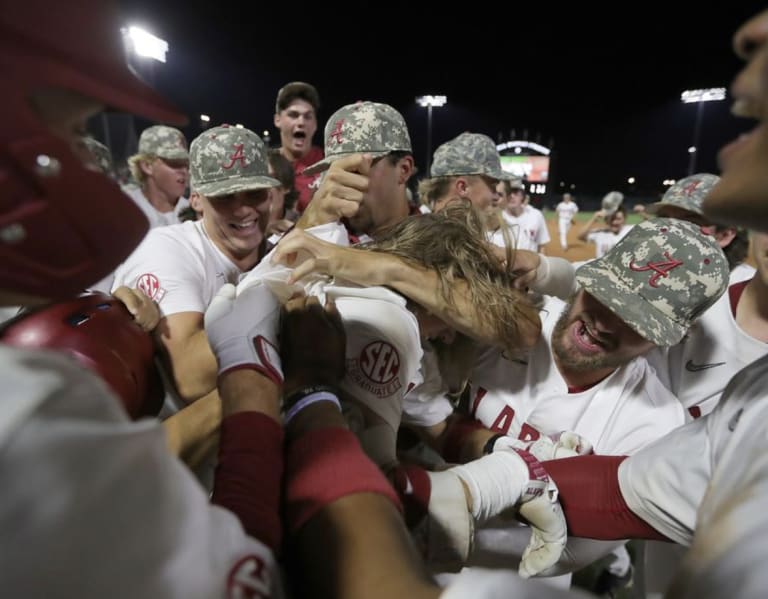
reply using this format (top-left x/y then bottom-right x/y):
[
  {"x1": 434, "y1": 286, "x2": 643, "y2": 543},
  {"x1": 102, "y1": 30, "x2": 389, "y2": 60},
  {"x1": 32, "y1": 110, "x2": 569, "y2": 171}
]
[
  {"x1": 685, "y1": 359, "x2": 726, "y2": 372},
  {"x1": 728, "y1": 408, "x2": 743, "y2": 432}
]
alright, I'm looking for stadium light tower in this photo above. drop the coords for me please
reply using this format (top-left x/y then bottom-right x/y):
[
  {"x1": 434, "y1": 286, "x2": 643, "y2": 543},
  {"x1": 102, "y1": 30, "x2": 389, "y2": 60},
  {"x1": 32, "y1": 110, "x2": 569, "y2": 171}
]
[
  {"x1": 416, "y1": 95, "x2": 447, "y2": 176},
  {"x1": 681, "y1": 87, "x2": 726, "y2": 175},
  {"x1": 122, "y1": 25, "x2": 169, "y2": 63}
]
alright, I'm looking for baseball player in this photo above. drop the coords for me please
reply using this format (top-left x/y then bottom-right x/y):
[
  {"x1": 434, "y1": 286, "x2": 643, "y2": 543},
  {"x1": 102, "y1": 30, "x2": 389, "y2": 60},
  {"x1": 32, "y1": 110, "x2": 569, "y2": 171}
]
[
  {"x1": 533, "y1": 13, "x2": 768, "y2": 597},
  {"x1": 554, "y1": 193, "x2": 578, "y2": 250},
  {"x1": 419, "y1": 132, "x2": 510, "y2": 216},
  {"x1": 492, "y1": 178, "x2": 550, "y2": 253},
  {"x1": 575, "y1": 205, "x2": 633, "y2": 259},
  {"x1": 289, "y1": 100, "x2": 541, "y2": 351},
  {"x1": 273, "y1": 81, "x2": 323, "y2": 213},
  {"x1": 125, "y1": 125, "x2": 191, "y2": 227},
  {"x1": 644, "y1": 173, "x2": 756, "y2": 284},
  {"x1": 112, "y1": 125, "x2": 281, "y2": 414}
]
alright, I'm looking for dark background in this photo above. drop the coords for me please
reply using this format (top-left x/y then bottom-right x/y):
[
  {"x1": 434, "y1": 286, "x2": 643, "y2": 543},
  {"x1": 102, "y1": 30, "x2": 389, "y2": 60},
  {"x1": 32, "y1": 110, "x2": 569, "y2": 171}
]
[{"x1": 112, "y1": 1, "x2": 765, "y2": 201}]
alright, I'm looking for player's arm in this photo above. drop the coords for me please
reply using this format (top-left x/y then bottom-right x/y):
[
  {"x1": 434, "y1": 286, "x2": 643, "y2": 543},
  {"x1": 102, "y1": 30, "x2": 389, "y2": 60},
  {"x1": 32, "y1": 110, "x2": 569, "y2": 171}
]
[
  {"x1": 272, "y1": 229, "x2": 541, "y2": 350},
  {"x1": 296, "y1": 154, "x2": 372, "y2": 230},
  {"x1": 154, "y1": 311, "x2": 219, "y2": 403},
  {"x1": 576, "y1": 210, "x2": 606, "y2": 242},
  {"x1": 280, "y1": 295, "x2": 441, "y2": 599},
  {"x1": 162, "y1": 389, "x2": 221, "y2": 467}
]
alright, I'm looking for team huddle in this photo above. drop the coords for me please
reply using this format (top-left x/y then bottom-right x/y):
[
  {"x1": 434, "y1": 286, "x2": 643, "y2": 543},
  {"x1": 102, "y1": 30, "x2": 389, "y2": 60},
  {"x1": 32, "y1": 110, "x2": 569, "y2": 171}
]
[{"x1": 3, "y1": 2, "x2": 768, "y2": 598}]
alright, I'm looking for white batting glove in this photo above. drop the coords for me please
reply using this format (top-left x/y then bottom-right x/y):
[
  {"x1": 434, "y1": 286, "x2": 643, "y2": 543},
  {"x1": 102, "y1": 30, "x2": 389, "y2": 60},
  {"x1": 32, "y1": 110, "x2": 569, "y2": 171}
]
[
  {"x1": 204, "y1": 283, "x2": 282, "y2": 384},
  {"x1": 451, "y1": 449, "x2": 567, "y2": 578},
  {"x1": 489, "y1": 431, "x2": 593, "y2": 461}
]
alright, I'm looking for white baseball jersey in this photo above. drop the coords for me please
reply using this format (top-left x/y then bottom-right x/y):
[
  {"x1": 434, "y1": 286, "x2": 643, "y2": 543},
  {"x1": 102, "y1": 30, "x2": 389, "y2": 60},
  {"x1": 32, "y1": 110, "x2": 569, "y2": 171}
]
[
  {"x1": 89, "y1": 188, "x2": 191, "y2": 294},
  {"x1": 619, "y1": 354, "x2": 768, "y2": 582},
  {"x1": 405, "y1": 296, "x2": 685, "y2": 454},
  {"x1": 123, "y1": 185, "x2": 190, "y2": 229},
  {"x1": 729, "y1": 262, "x2": 756, "y2": 284},
  {"x1": 555, "y1": 201, "x2": 578, "y2": 225},
  {"x1": 489, "y1": 206, "x2": 550, "y2": 252},
  {"x1": 112, "y1": 220, "x2": 241, "y2": 317},
  {"x1": 0, "y1": 345, "x2": 281, "y2": 599},
  {"x1": 647, "y1": 280, "x2": 767, "y2": 419},
  {"x1": 112, "y1": 220, "x2": 243, "y2": 415},
  {"x1": 586, "y1": 225, "x2": 634, "y2": 258},
  {"x1": 240, "y1": 222, "x2": 424, "y2": 467}
]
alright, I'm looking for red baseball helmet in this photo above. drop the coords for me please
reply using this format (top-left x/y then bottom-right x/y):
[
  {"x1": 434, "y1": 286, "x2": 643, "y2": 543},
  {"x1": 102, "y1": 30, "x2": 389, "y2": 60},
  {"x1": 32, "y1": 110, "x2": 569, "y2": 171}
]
[
  {"x1": 0, "y1": 0, "x2": 187, "y2": 300},
  {"x1": 0, "y1": 292, "x2": 165, "y2": 419}
]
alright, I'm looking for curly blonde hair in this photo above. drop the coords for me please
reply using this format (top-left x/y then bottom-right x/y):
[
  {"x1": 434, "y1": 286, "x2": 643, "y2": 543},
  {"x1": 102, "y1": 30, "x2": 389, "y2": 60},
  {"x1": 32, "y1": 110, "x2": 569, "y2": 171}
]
[{"x1": 362, "y1": 201, "x2": 537, "y2": 352}]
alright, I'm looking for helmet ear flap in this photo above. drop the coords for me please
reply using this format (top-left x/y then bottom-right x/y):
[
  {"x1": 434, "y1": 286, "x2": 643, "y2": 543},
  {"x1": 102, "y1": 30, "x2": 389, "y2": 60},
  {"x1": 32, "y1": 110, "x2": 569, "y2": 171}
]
[{"x1": 0, "y1": 292, "x2": 164, "y2": 419}]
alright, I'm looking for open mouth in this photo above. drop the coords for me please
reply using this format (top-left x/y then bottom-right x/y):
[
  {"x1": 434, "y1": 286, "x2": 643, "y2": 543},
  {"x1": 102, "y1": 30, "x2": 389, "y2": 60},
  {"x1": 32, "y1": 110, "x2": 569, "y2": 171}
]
[
  {"x1": 719, "y1": 96, "x2": 762, "y2": 170},
  {"x1": 572, "y1": 319, "x2": 607, "y2": 354},
  {"x1": 229, "y1": 220, "x2": 259, "y2": 235}
]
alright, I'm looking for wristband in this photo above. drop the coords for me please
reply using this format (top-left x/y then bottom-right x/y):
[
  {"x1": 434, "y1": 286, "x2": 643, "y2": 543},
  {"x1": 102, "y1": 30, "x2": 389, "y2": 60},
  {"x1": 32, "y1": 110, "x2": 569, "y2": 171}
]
[{"x1": 284, "y1": 391, "x2": 341, "y2": 425}]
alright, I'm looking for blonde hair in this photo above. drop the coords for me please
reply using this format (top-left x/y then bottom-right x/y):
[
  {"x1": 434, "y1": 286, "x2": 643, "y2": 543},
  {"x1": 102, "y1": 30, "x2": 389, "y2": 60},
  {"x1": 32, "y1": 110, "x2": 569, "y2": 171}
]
[
  {"x1": 363, "y1": 201, "x2": 535, "y2": 353},
  {"x1": 417, "y1": 176, "x2": 454, "y2": 209},
  {"x1": 127, "y1": 153, "x2": 156, "y2": 186}
]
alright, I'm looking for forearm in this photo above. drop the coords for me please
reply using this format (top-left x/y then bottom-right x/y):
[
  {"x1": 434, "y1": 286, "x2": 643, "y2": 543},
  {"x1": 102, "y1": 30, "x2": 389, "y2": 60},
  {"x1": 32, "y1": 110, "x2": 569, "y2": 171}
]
[
  {"x1": 528, "y1": 255, "x2": 578, "y2": 299},
  {"x1": 381, "y1": 256, "x2": 540, "y2": 349},
  {"x1": 159, "y1": 327, "x2": 219, "y2": 402},
  {"x1": 576, "y1": 216, "x2": 599, "y2": 241},
  {"x1": 163, "y1": 389, "x2": 222, "y2": 467},
  {"x1": 286, "y1": 402, "x2": 437, "y2": 599}
]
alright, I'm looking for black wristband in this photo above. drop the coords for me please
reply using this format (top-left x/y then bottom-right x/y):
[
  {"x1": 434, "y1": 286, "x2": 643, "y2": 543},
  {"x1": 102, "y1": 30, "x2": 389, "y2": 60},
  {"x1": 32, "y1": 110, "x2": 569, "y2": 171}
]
[
  {"x1": 482, "y1": 433, "x2": 506, "y2": 456},
  {"x1": 283, "y1": 385, "x2": 340, "y2": 411}
]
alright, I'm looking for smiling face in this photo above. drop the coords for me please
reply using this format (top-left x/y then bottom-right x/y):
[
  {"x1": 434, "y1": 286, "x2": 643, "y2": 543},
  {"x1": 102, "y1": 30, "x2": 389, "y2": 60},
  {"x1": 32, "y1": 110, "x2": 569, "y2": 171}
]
[
  {"x1": 198, "y1": 188, "x2": 271, "y2": 269},
  {"x1": 704, "y1": 10, "x2": 768, "y2": 232},
  {"x1": 551, "y1": 290, "x2": 655, "y2": 386},
  {"x1": 143, "y1": 157, "x2": 189, "y2": 200},
  {"x1": 274, "y1": 99, "x2": 317, "y2": 160}
]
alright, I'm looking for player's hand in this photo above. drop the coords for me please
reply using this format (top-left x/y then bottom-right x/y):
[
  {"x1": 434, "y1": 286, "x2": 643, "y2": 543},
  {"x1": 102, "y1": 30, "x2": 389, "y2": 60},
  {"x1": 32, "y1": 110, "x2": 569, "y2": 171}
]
[
  {"x1": 488, "y1": 430, "x2": 593, "y2": 461},
  {"x1": 271, "y1": 228, "x2": 386, "y2": 286},
  {"x1": 595, "y1": 209, "x2": 607, "y2": 219},
  {"x1": 280, "y1": 295, "x2": 346, "y2": 398},
  {"x1": 300, "y1": 154, "x2": 372, "y2": 227},
  {"x1": 112, "y1": 285, "x2": 160, "y2": 331},
  {"x1": 509, "y1": 249, "x2": 541, "y2": 290},
  {"x1": 204, "y1": 283, "x2": 282, "y2": 383},
  {"x1": 451, "y1": 449, "x2": 567, "y2": 578}
]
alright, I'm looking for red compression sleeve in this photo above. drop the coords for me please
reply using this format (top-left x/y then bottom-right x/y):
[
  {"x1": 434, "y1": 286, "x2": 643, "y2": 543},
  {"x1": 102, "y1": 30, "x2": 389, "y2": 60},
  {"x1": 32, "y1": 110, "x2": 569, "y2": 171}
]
[
  {"x1": 546, "y1": 455, "x2": 671, "y2": 541},
  {"x1": 212, "y1": 413, "x2": 284, "y2": 553},
  {"x1": 285, "y1": 428, "x2": 402, "y2": 533}
]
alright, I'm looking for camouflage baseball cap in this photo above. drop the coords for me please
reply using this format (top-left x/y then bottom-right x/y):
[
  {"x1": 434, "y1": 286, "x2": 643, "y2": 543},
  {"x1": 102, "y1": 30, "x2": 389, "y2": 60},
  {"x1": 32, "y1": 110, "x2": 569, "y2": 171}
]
[
  {"x1": 304, "y1": 101, "x2": 412, "y2": 175},
  {"x1": 138, "y1": 125, "x2": 189, "y2": 160},
  {"x1": 190, "y1": 125, "x2": 280, "y2": 197},
  {"x1": 647, "y1": 173, "x2": 720, "y2": 216},
  {"x1": 601, "y1": 191, "x2": 624, "y2": 215},
  {"x1": 83, "y1": 137, "x2": 113, "y2": 175},
  {"x1": 508, "y1": 178, "x2": 525, "y2": 191},
  {"x1": 575, "y1": 218, "x2": 728, "y2": 347},
  {"x1": 430, "y1": 132, "x2": 511, "y2": 181}
]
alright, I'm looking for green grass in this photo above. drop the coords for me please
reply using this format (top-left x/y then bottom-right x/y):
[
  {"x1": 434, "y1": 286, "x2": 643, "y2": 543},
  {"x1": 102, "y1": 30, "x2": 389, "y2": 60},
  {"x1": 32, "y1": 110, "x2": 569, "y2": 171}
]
[{"x1": 542, "y1": 210, "x2": 645, "y2": 225}]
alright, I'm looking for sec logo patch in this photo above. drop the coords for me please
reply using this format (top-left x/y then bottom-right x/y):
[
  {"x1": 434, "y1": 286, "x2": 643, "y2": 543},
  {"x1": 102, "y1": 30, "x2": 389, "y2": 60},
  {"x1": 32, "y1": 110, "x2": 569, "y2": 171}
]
[{"x1": 136, "y1": 273, "x2": 165, "y2": 302}]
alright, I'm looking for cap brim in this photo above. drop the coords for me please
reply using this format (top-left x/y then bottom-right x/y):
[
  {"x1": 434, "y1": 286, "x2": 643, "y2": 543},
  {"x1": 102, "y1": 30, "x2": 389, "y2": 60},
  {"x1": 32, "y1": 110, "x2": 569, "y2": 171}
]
[
  {"x1": 646, "y1": 201, "x2": 702, "y2": 217},
  {"x1": 304, "y1": 150, "x2": 392, "y2": 176},
  {"x1": 575, "y1": 262, "x2": 686, "y2": 347},
  {"x1": 197, "y1": 175, "x2": 281, "y2": 198},
  {"x1": 156, "y1": 150, "x2": 190, "y2": 161}
]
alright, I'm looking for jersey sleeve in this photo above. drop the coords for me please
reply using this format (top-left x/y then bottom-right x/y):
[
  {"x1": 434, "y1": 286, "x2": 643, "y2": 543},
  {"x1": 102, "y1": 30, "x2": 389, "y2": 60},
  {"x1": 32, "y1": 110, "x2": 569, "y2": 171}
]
[
  {"x1": 111, "y1": 229, "x2": 207, "y2": 316},
  {"x1": 0, "y1": 350, "x2": 282, "y2": 599},
  {"x1": 401, "y1": 341, "x2": 455, "y2": 428},
  {"x1": 617, "y1": 415, "x2": 711, "y2": 546}
]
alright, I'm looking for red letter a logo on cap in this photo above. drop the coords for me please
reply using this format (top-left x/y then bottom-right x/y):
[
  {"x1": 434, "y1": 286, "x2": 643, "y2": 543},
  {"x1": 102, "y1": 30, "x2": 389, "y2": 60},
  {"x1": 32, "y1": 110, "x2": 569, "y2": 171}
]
[
  {"x1": 222, "y1": 144, "x2": 247, "y2": 170},
  {"x1": 629, "y1": 252, "x2": 683, "y2": 287},
  {"x1": 329, "y1": 119, "x2": 345, "y2": 145}
]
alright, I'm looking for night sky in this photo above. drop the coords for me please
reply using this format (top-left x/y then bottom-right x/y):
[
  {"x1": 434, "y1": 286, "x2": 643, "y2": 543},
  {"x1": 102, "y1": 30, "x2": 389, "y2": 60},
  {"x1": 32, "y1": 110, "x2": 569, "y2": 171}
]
[{"x1": 116, "y1": 1, "x2": 765, "y2": 199}]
